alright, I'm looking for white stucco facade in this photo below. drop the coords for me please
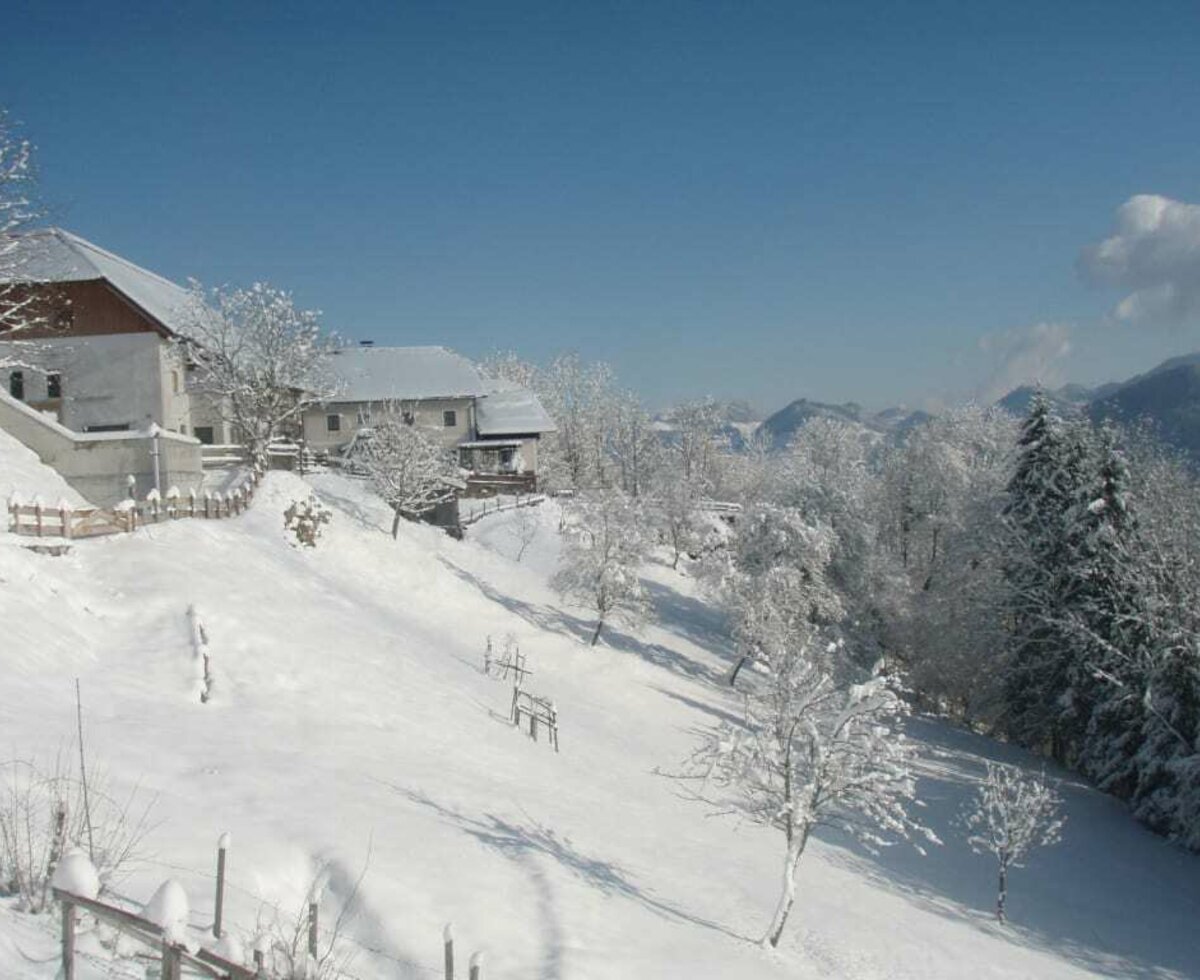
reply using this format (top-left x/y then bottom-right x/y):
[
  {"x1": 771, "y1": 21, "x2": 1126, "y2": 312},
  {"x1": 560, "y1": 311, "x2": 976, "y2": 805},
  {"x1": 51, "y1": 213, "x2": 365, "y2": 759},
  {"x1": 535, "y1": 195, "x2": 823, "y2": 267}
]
[
  {"x1": 302, "y1": 397, "x2": 475, "y2": 453},
  {"x1": 0, "y1": 333, "x2": 191, "y2": 436}
]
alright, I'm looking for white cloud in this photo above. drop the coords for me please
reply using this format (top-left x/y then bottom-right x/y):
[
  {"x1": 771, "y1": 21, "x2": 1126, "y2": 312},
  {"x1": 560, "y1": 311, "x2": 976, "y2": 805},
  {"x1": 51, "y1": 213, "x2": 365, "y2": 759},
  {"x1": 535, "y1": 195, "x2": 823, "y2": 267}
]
[
  {"x1": 977, "y1": 321, "x2": 1072, "y2": 402},
  {"x1": 1080, "y1": 194, "x2": 1200, "y2": 324}
]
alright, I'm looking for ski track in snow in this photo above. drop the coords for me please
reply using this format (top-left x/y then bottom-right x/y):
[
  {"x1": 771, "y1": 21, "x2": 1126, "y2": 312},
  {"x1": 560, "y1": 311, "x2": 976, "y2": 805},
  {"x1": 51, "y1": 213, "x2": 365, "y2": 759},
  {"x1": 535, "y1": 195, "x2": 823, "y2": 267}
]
[{"x1": 0, "y1": 461, "x2": 1197, "y2": 979}]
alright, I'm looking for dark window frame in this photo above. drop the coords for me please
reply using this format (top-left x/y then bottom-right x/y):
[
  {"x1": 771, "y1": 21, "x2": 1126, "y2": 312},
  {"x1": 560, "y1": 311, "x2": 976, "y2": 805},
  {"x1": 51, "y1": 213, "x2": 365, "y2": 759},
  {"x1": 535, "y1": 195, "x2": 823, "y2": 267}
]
[
  {"x1": 443, "y1": 409, "x2": 457, "y2": 428},
  {"x1": 327, "y1": 413, "x2": 342, "y2": 432}
]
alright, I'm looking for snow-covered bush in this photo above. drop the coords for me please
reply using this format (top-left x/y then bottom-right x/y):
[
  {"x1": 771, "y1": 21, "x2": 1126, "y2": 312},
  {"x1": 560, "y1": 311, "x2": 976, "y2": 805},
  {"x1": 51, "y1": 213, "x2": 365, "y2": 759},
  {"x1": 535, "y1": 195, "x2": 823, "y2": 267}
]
[
  {"x1": 963, "y1": 761, "x2": 1064, "y2": 923},
  {"x1": 284, "y1": 495, "x2": 332, "y2": 549},
  {"x1": 0, "y1": 755, "x2": 155, "y2": 912}
]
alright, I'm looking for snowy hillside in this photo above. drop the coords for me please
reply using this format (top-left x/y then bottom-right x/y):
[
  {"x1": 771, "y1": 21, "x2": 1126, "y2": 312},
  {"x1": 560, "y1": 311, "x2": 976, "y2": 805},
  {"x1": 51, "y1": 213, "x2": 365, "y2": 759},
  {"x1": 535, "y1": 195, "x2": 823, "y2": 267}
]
[
  {"x1": 0, "y1": 426, "x2": 85, "y2": 521},
  {"x1": 0, "y1": 469, "x2": 1197, "y2": 979}
]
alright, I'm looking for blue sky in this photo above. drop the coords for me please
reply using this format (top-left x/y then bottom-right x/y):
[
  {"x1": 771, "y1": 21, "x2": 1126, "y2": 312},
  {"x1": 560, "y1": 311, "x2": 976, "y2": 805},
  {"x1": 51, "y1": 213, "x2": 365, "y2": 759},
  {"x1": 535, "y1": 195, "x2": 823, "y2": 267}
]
[{"x1": 4, "y1": 1, "x2": 1200, "y2": 414}]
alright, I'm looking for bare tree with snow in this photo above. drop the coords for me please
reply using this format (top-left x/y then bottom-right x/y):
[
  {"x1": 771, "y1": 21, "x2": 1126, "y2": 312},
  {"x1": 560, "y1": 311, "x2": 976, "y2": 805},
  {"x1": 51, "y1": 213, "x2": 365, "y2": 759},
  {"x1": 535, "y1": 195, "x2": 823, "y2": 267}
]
[
  {"x1": 963, "y1": 761, "x2": 1064, "y2": 923},
  {"x1": 507, "y1": 498, "x2": 540, "y2": 562},
  {"x1": 177, "y1": 281, "x2": 340, "y2": 458},
  {"x1": 553, "y1": 489, "x2": 650, "y2": 645},
  {"x1": 686, "y1": 615, "x2": 934, "y2": 947},
  {"x1": 357, "y1": 410, "x2": 459, "y2": 538},
  {"x1": 0, "y1": 108, "x2": 49, "y2": 367}
]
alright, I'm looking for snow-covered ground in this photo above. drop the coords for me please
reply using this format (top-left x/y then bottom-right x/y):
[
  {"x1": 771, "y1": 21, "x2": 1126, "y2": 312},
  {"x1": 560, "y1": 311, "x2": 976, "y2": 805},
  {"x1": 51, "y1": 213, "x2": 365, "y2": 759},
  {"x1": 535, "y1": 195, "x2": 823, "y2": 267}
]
[
  {"x1": 0, "y1": 427, "x2": 85, "y2": 520},
  {"x1": 0, "y1": 465, "x2": 1197, "y2": 979}
]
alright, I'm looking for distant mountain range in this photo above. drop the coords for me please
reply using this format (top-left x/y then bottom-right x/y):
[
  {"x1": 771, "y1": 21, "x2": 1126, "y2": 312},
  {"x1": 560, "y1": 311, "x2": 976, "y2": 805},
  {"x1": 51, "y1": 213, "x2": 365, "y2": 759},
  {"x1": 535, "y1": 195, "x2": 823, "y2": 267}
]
[
  {"x1": 757, "y1": 398, "x2": 932, "y2": 448},
  {"x1": 755, "y1": 351, "x2": 1200, "y2": 461}
]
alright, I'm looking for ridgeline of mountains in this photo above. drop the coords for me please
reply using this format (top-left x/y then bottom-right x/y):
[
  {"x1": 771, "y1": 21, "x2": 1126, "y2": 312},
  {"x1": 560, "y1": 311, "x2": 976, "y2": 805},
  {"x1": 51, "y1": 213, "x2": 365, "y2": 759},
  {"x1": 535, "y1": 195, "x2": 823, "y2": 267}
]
[{"x1": 751, "y1": 351, "x2": 1200, "y2": 459}]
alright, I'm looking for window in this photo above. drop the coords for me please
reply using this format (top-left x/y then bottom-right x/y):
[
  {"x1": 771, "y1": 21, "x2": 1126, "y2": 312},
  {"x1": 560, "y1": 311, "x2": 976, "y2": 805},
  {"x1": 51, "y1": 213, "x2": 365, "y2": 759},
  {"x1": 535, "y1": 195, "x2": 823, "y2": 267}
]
[
  {"x1": 46, "y1": 374, "x2": 62, "y2": 399},
  {"x1": 194, "y1": 426, "x2": 215, "y2": 445},
  {"x1": 83, "y1": 423, "x2": 130, "y2": 433},
  {"x1": 9, "y1": 371, "x2": 23, "y2": 400},
  {"x1": 171, "y1": 371, "x2": 180, "y2": 395},
  {"x1": 443, "y1": 409, "x2": 457, "y2": 428},
  {"x1": 326, "y1": 414, "x2": 342, "y2": 433}
]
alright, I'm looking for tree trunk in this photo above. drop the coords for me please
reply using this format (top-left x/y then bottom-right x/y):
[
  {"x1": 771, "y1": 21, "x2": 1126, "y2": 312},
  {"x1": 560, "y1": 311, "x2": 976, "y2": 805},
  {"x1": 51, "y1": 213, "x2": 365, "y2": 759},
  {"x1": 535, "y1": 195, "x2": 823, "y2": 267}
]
[
  {"x1": 391, "y1": 505, "x2": 402, "y2": 540},
  {"x1": 590, "y1": 617, "x2": 604, "y2": 646},
  {"x1": 764, "y1": 832, "x2": 808, "y2": 948},
  {"x1": 996, "y1": 862, "x2": 1008, "y2": 924},
  {"x1": 729, "y1": 655, "x2": 749, "y2": 688}
]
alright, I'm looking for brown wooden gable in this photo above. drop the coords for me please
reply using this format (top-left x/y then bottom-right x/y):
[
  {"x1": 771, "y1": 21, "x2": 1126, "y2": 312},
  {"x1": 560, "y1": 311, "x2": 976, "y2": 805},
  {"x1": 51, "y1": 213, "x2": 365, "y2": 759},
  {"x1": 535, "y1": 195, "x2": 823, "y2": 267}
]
[{"x1": 0, "y1": 279, "x2": 172, "y2": 340}]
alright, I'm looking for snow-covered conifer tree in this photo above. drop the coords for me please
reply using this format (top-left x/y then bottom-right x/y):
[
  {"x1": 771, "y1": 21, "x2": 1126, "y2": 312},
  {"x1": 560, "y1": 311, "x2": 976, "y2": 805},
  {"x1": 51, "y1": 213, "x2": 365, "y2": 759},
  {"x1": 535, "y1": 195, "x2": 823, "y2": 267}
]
[
  {"x1": 178, "y1": 282, "x2": 340, "y2": 458},
  {"x1": 963, "y1": 762, "x2": 1064, "y2": 923},
  {"x1": 1001, "y1": 395, "x2": 1094, "y2": 759},
  {"x1": 552, "y1": 489, "x2": 650, "y2": 645}
]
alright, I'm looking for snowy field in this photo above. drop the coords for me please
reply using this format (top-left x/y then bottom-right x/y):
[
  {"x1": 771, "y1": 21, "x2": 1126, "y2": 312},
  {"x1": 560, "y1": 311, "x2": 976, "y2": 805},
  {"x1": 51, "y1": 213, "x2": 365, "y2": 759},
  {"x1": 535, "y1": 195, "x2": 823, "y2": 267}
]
[{"x1": 0, "y1": 449, "x2": 1197, "y2": 978}]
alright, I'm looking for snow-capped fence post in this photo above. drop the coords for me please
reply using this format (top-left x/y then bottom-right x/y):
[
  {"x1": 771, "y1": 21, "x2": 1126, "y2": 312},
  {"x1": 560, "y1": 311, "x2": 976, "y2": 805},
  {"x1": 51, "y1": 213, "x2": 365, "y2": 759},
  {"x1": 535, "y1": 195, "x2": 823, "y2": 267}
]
[
  {"x1": 60, "y1": 898, "x2": 76, "y2": 980},
  {"x1": 34, "y1": 498, "x2": 44, "y2": 536},
  {"x1": 59, "y1": 502, "x2": 73, "y2": 539},
  {"x1": 443, "y1": 922, "x2": 454, "y2": 980},
  {"x1": 469, "y1": 951, "x2": 484, "y2": 980},
  {"x1": 189, "y1": 487, "x2": 197, "y2": 517},
  {"x1": 213, "y1": 832, "x2": 230, "y2": 938}
]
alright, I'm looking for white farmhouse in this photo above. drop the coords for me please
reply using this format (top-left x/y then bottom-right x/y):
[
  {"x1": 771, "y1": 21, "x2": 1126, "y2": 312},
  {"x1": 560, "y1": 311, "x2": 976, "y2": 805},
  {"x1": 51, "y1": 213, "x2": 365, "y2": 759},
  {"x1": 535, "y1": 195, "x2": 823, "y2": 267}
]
[
  {"x1": 304, "y1": 344, "x2": 555, "y2": 490},
  {"x1": 0, "y1": 229, "x2": 213, "y2": 503}
]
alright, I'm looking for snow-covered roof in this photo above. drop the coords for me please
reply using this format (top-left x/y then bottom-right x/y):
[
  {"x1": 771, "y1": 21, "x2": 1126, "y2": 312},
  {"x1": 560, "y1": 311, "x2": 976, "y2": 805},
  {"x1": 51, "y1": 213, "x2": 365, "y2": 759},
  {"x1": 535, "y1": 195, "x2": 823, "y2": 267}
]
[
  {"x1": 0, "y1": 228, "x2": 193, "y2": 337},
  {"x1": 326, "y1": 346, "x2": 493, "y2": 401},
  {"x1": 475, "y1": 387, "x2": 556, "y2": 436}
]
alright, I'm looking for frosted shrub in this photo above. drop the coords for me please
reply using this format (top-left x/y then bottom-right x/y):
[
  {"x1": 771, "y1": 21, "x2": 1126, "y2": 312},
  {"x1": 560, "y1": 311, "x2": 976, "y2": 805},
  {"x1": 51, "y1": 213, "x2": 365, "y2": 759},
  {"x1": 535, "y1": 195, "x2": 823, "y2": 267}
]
[
  {"x1": 284, "y1": 495, "x2": 332, "y2": 549},
  {"x1": 0, "y1": 755, "x2": 155, "y2": 913}
]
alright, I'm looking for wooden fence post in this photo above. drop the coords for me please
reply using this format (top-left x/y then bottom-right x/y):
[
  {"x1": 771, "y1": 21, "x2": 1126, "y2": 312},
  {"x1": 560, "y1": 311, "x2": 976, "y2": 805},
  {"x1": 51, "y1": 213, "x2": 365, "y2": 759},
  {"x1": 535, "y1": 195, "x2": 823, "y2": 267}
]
[
  {"x1": 35, "y1": 501, "x2": 43, "y2": 537},
  {"x1": 214, "y1": 832, "x2": 229, "y2": 938},
  {"x1": 61, "y1": 898, "x2": 76, "y2": 980},
  {"x1": 443, "y1": 922, "x2": 454, "y2": 980},
  {"x1": 308, "y1": 900, "x2": 319, "y2": 960},
  {"x1": 60, "y1": 503, "x2": 72, "y2": 539},
  {"x1": 161, "y1": 940, "x2": 182, "y2": 980},
  {"x1": 469, "y1": 951, "x2": 483, "y2": 980}
]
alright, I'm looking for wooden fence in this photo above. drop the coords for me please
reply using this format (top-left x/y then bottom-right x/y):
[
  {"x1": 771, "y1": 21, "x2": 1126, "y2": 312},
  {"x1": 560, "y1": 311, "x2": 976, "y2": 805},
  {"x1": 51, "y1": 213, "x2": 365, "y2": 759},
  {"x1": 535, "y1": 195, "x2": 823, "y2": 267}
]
[
  {"x1": 54, "y1": 848, "x2": 488, "y2": 980},
  {"x1": 459, "y1": 493, "x2": 545, "y2": 528},
  {"x1": 8, "y1": 469, "x2": 263, "y2": 540},
  {"x1": 55, "y1": 886, "x2": 256, "y2": 980}
]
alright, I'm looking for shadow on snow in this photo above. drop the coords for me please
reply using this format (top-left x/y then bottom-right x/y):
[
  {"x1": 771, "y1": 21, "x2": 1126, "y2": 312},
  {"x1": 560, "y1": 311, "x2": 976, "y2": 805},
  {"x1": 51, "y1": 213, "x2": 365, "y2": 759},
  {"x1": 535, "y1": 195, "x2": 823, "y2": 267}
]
[{"x1": 387, "y1": 784, "x2": 752, "y2": 979}]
